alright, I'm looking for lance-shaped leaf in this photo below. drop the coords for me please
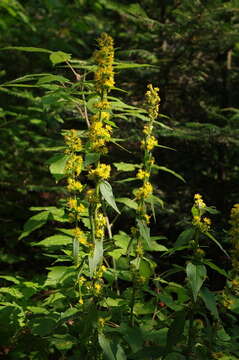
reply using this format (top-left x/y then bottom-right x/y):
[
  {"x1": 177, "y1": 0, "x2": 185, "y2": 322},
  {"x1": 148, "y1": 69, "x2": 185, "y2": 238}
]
[
  {"x1": 99, "y1": 180, "x2": 120, "y2": 214},
  {"x1": 186, "y1": 262, "x2": 207, "y2": 302},
  {"x1": 137, "y1": 219, "x2": 150, "y2": 246},
  {"x1": 89, "y1": 240, "x2": 103, "y2": 277}
]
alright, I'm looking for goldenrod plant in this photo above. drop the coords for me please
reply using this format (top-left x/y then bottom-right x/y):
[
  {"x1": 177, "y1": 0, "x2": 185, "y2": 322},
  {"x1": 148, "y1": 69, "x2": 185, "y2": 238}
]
[{"x1": 0, "y1": 34, "x2": 239, "y2": 360}]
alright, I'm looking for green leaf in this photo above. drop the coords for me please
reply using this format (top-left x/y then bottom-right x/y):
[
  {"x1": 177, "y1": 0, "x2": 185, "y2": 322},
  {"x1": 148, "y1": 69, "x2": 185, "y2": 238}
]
[
  {"x1": 29, "y1": 316, "x2": 57, "y2": 336},
  {"x1": 99, "y1": 180, "x2": 120, "y2": 214},
  {"x1": 50, "y1": 51, "x2": 71, "y2": 65},
  {"x1": 89, "y1": 240, "x2": 103, "y2": 277},
  {"x1": 137, "y1": 219, "x2": 150, "y2": 246},
  {"x1": 33, "y1": 234, "x2": 72, "y2": 247},
  {"x1": 48, "y1": 154, "x2": 69, "y2": 182},
  {"x1": 116, "y1": 344, "x2": 127, "y2": 360},
  {"x1": 113, "y1": 162, "x2": 139, "y2": 171},
  {"x1": 205, "y1": 232, "x2": 229, "y2": 258},
  {"x1": 85, "y1": 152, "x2": 101, "y2": 166},
  {"x1": 3, "y1": 46, "x2": 52, "y2": 53},
  {"x1": 87, "y1": 96, "x2": 101, "y2": 113},
  {"x1": 51, "y1": 334, "x2": 76, "y2": 351},
  {"x1": 37, "y1": 74, "x2": 69, "y2": 84},
  {"x1": 73, "y1": 237, "x2": 79, "y2": 265},
  {"x1": 59, "y1": 307, "x2": 80, "y2": 323},
  {"x1": 203, "y1": 260, "x2": 228, "y2": 277},
  {"x1": 116, "y1": 197, "x2": 138, "y2": 210},
  {"x1": 186, "y1": 263, "x2": 207, "y2": 302},
  {"x1": 44, "y1": 266, "x2": 75, "y2": 287},
  {"x1": 153, "y1": 165, "x2": 185, "y2": 183},
  {"x1": 174, "y1": 228, "x2": 195, "y2": 247},
  {"x1": 98, "y1": 334, "x2": 115, "y2": 360},
  {"x1": 166, "y1": 310, "x2": 186, "y2": 353},
  {"x1": 19, "y1": 211, "x2": 50, "y2": 240},
  {"x1": 200, "y1": 287, "x2": 219, "y2": 320}
]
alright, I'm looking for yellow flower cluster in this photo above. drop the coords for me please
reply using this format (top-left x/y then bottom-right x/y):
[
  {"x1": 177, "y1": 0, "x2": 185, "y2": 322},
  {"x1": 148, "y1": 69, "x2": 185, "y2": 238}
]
[
  {"x1": 67, "y1": 178, "x2": 83, "y2": 192},
  {"x1": 143, "y1": 124, "x2": 153, "y2": 135},
  {"x1": 135, "y1": 182, "x2": 153, "y2": 200},
  {"x1": 89, "y1": 114, "x2": 112, "y2": 154},
  {"x1": 95, "y1": 212, "x2": 107, "y2": 239},
  {"x1": 141, "y1": 135, "x2": 158, "y2": 151},
  {"x1": 194, "y1": 193, "x2": 206, "y2": 209},
  {"x1": 64, "y1": 129, "x2": 82, "y2": 153},
  {"x1": 192, "y1": 215, "x2": 211, "y2": 233},
  {"x1": 192, "y1": 194, "x2": 211, "y2": 232},
  {"x1": 67, "y1": 199, "x2": 86, "y2": 222},
  {"x1": 94, "y1": 33, "x2": 115, "y2": 92},
  {"x1": 65, "y1": 154, "x2": 83, "y2": 177},
  {"x1": 73, "y1": 227, "x2": 88, "y2": 246},
  {"x1": 136, "y1": 169, "x2": 150, "y2": 180},
  {"x1": 88, "y1": 163, "x2": 111, "y2": 180},
  {"x1": 95, "y1": 99, "x2": 110, "y2": 110},
  {"x1": 145, "y1": 84, "x2": 160, "y2": 120}
]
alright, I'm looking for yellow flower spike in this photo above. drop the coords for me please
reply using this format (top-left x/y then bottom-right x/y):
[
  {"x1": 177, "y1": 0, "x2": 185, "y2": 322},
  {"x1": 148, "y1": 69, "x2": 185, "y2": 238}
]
[
  {"x1": 94, "y1": 33, "x2": 115, "y2": 92},
  {"x1": 193, "y1": 193, "x2": 206, "y2": 209},
  {"x1": 145, "y1": 84, "x2": 161, "y2": 120}
]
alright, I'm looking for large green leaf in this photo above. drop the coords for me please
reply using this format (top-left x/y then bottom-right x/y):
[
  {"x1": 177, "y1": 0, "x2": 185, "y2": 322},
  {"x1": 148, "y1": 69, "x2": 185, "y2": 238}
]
[
  {"x1": 19, "y1": 211, "x2": 50, "y2": 240},
  {"x1": 48, "y1": 153, "x2": 69, "y2": 182},
  {"x1": 165, "y1": 310, "x2": 186, "y2": 353},
  {"x1": 50, "y1": 51, "x2": 71, "y2": 65},
  {"x1": 29, "y1": 316, "x2": 58, "y2": 336},
  {"x1": 89, "y1": 240, "x2": 103, "y2": 277},
  {"x1": 200, "y1": 287, "x2": 219, "y2": 320},
  {"x1": 186, "y1": 263, "x2": 207, "y2": 302},
  {"x1": 98, "y1": 334, "x2": 115, "y2": 360},
  {"x1": 32, "y1": 234, "x2": 72, "y2": 247},
  {"x1": 137, "y1": 219, "x2": 150, "y2": 246},
  {"x1": 116, "y1": 197, "x2": 138, "y2": 210},
  {"x1": 99, "y1": 180, "x2": 120, "y2": 214}
]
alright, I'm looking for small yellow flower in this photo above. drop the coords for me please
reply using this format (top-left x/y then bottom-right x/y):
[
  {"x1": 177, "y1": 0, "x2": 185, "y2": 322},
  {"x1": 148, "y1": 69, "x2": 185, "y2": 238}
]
[
  {"x1": 94, "y1": 282, "x2": 102, "y2": 294},
  {"x1": 141, "y1": 136, "x2": 158, "y2": 151},
  {"x1": 144, "y1": 214, "x2": 151, "y2": 224},
  {"x1": 136, "y1": 169, "x2": 150, "y2": 180}
]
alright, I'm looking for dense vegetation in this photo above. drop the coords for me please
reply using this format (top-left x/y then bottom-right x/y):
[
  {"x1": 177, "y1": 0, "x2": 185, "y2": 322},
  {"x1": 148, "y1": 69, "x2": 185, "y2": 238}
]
[{"x1": 0, "y1": 1, "x2": 239, "y2": 359}]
